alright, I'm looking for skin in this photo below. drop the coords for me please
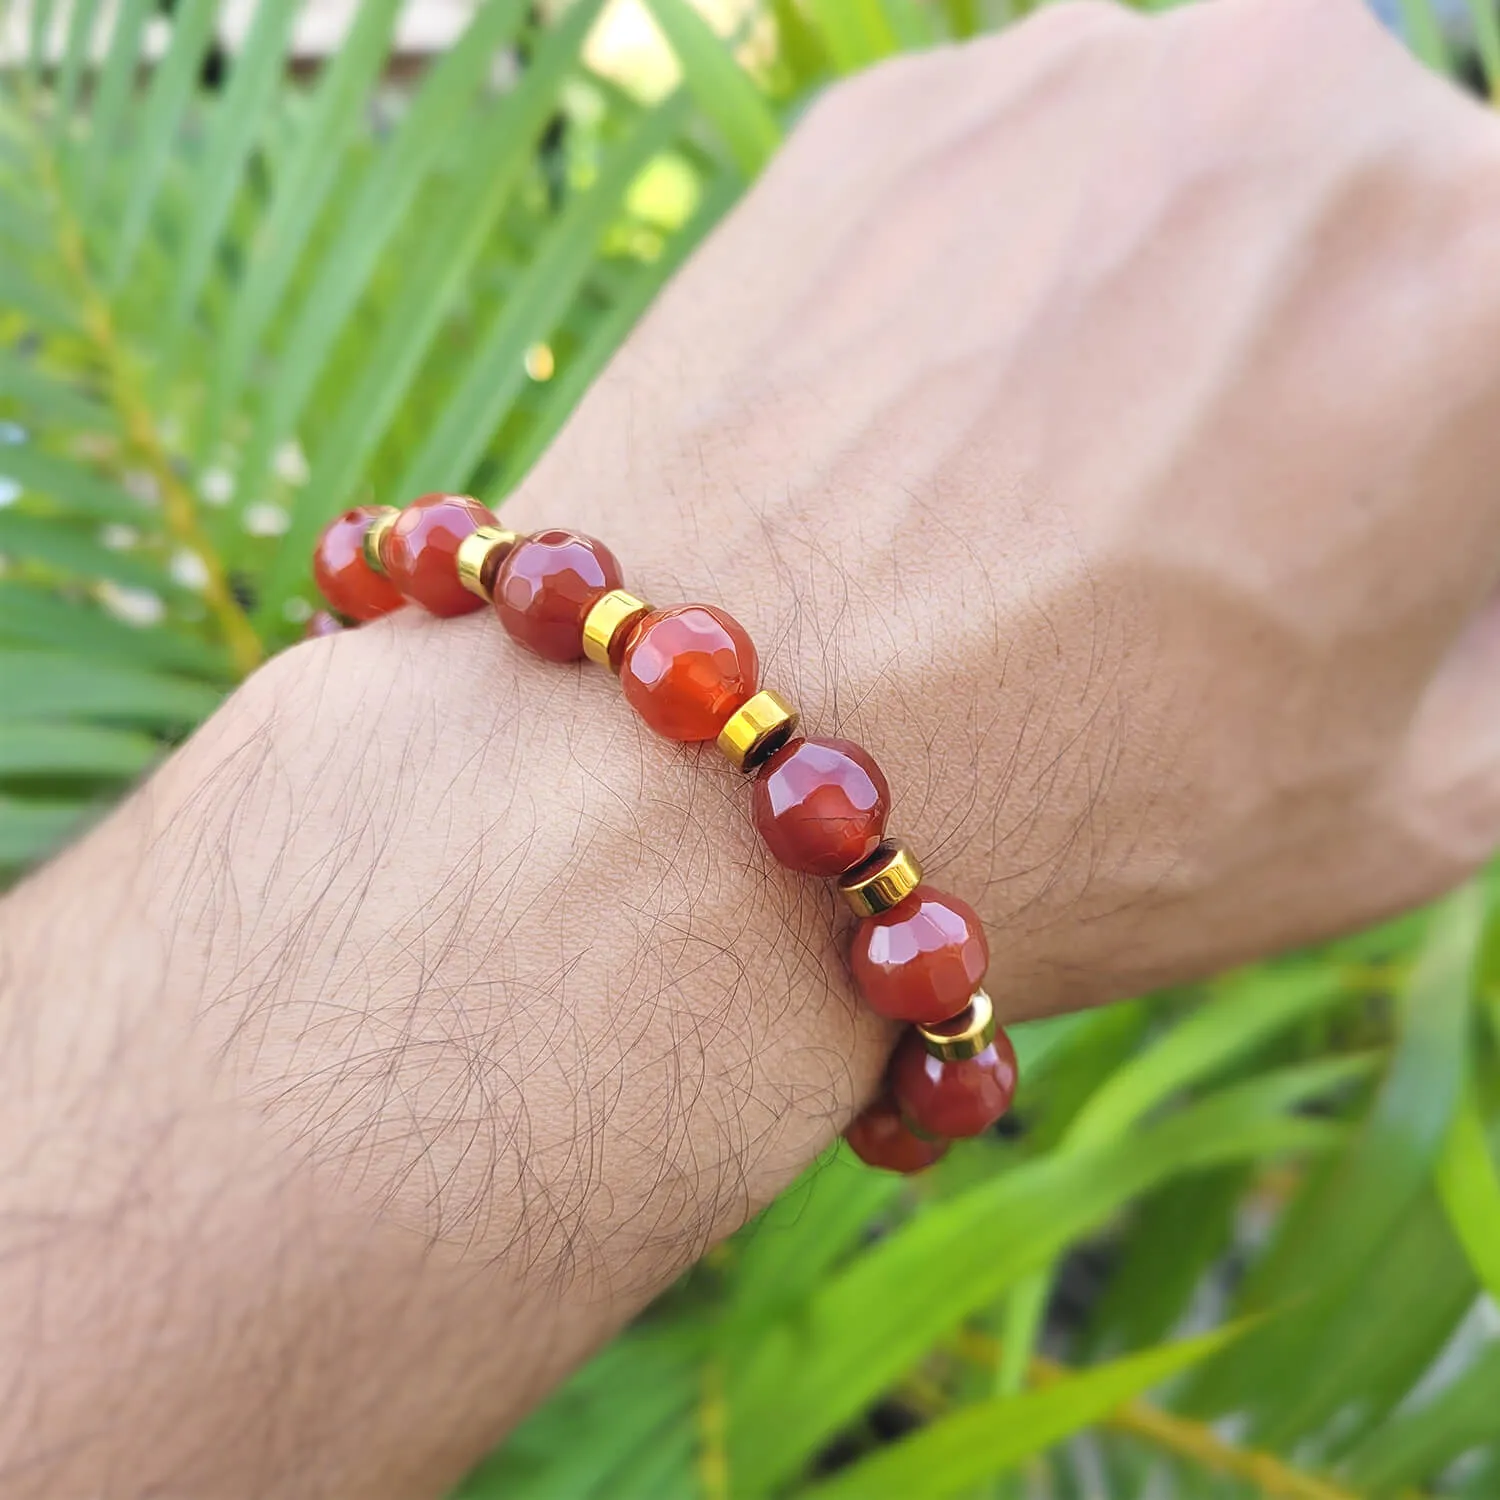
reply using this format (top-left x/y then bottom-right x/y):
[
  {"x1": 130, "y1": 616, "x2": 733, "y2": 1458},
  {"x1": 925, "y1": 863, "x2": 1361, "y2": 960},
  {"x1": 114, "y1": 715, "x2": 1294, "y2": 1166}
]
[{"x1": 3, "y1": 0, "x2": 1500, "y2": 1493}]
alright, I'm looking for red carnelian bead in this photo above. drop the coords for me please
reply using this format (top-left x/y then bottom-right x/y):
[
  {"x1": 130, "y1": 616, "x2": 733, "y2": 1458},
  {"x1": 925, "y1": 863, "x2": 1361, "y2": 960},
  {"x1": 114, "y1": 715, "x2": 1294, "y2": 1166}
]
[
  {"x1": 311, "y1": 507, "x2": 404, "y2": 621},
  {"x1": 753, "y1": 737, "x2": 890, "y2": 876},
  {"x1": 494, "y1": 528, "x2": 624, "y2": 661},
  {"x1": 304, "y1": 610, "x2": 344, "y2": 638},
  {"x1": 384, "y1": 492, "x2": 497, "y2": 617},
  {"x1": 849, "y1": 886, "x2": 989, "y2": 1024},
  {"x1": 891, "y1": 1029, "x2": 1019, "y2": 1139},
  {"x1": 845, "y1": 1097, "x2": 949, "y2": 1173},
  {"x1": 620, "y1": 605, "x2": 758, "y2": 742}
]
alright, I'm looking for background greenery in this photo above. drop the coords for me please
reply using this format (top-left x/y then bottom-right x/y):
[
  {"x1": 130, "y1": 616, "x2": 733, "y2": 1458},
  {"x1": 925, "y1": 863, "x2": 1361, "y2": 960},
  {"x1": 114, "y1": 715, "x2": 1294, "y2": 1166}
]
[{"x1": 1, "y1": 0, "x2": 1498, "y2": 1494}]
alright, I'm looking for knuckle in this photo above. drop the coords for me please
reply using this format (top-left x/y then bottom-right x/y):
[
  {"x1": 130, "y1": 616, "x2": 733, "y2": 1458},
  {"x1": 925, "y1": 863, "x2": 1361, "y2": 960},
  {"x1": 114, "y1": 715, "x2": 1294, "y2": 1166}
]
[
  {"x1": 1012, "y1": 0, "x2": 1137, "y2": 47},
  {"x1": 1207, "y1": 0, "x2": 1394, "y2": 68},
  {"x1": 978, "y1": 0, "x2": 1143, "y2": 85},
  {"x1": 799, "y1": 0, "x2": 1137, "y2": 139}
]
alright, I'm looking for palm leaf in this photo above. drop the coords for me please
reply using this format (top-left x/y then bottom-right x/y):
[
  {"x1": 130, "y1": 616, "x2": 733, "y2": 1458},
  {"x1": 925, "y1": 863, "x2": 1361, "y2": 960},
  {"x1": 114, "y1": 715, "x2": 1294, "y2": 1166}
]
[
  {"x1": 1184, "y1": 885, "x2": 1483, "y2": 1428},
  {"x1": 194, "y1": 0, "x2": 407, "y2": 461},
  {"x1": 800, "y1": 1327, "x2": 1242, "y2": 1500},
  {"x1": 0, "y1": 792, "x2": 90, "y2": 868},
  {"x1": 1346, "y1": 1341, "x2": 1500, "y2": 1491},
  {"x1": 78, "y1": 0, "x2": 154, "y2": 205},
  {"x1": 1435, "y1": 1083, "x2": 1500, "y2": 1303},
  {"x1": 4, "y1": 11, "x2": 1498, "y2": 1500},
  {"x1": 108, "y1": 0, "x2": 221, "y2": 283},
  {"x1": 54, "y1": 0, "x2": 104, "y2": 126},
  {"x1": 257, "y1": 0, "x2": 611, "y2": 618},
  {"x1": 391, "y1": 91, "x2": 692, "y2": 501},
  {"x1": 727, "y1": 1062, "x2": 1354, "y2": 1492},
  {"x1": 165, "y1": 0, "x2": 302, "y2": 332},
  {"x1": 642, "y1": 0, "x2": 781, "y2": 176},
  {"x1": 492, "y1": 171, "x2": 739, "y2": 493},
  {"x1": 1464, "y1": 0, "x2": 1500, "y2": 98},
  {"x1": 227, "y1": 0, "x2": 534, "y2": 537}
]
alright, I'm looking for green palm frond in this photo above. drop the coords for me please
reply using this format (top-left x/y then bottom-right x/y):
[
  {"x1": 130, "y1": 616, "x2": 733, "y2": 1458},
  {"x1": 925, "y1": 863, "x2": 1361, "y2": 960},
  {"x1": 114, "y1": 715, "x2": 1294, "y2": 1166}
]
[
  {"x1": 3, "y1": 2, "x2": 1497, "y2": 1497},
  {"x1": 0, "y1": 0, "x2": 742, "y2": 870}
]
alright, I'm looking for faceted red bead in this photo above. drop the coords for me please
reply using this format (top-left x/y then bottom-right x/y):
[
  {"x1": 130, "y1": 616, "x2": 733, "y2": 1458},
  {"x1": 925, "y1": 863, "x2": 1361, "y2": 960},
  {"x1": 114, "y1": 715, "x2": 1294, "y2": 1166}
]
[
  {"x1": 384, "y1": 492, "x2": 497, "y2": 617},
  {"x1": 752, "y1": 737, "x2": 890, "y2": 876},
  {"x1": 849, "y1": 886, "x2": 989, "y2": 1023},
  {"x1": 891, "y1": 1029, "x2": 1018, "y2": 1139},
  {"x1": 494, "y1": 528, "x2": 624, "y2": 661},
  {"x1": 620, "y1": 605, "x2": 758, "y2": 742},
  {"x1": 311, "y1": 507, "x2": 404, "y2": 621},
  {"x1": 845, "y1": 1097, "x2": 948, "y2": 1173},
  {"x1": 304, "y1": 610, "x2": 344, "y2": 638}
]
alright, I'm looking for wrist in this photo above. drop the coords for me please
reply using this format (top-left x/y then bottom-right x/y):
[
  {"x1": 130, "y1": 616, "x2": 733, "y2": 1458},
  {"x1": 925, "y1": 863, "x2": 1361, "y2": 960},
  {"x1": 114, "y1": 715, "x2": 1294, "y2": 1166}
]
[
  {"x1": 145, "y1": 613, "x2": 886, "y2": 1242},
  {"x1": 0, "y1": 605, "x2": 890, "y2": 1496}
]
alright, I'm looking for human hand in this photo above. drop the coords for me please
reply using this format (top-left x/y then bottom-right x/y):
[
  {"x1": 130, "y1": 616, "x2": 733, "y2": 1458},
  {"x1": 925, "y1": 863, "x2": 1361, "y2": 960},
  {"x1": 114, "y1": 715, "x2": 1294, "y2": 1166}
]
[
  {"x1": 513, "y1": 0, "x2": 1500, "y2": 1011},
  {"x1": 5, "y1": 2, "x2": 1500, "y2": 1496}
]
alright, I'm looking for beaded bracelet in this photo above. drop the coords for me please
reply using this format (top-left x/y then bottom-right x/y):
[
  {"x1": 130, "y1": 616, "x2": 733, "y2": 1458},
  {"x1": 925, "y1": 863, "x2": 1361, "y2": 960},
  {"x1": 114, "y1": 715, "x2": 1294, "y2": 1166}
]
[{"x1": 311, "y1": 493, "x2": 1018, "y2": 1174}]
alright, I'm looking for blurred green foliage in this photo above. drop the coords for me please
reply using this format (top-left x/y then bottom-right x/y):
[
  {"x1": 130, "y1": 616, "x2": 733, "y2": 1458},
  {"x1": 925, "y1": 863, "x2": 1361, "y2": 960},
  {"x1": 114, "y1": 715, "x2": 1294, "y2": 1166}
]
[{"x1": 1, "y1": 0, "x2": 1498, "y2": 1495}]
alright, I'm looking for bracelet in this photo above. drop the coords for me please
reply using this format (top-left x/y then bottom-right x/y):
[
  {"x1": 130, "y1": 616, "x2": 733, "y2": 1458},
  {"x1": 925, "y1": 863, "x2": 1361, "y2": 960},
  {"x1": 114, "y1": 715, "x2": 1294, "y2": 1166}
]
[{"x1": 311, "y1": 494, "x2": 1018, "y2": 1173}]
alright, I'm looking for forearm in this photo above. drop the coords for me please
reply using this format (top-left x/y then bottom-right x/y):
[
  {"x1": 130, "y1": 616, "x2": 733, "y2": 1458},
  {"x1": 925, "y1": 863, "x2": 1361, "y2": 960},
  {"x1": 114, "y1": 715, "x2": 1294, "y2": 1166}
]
[
  {"x1": 9, "y1": 2, "x2": 1500, "y2": 1490},
  {"x1": 0, "y1": 610, "x2": 890, "y2": 1499}
]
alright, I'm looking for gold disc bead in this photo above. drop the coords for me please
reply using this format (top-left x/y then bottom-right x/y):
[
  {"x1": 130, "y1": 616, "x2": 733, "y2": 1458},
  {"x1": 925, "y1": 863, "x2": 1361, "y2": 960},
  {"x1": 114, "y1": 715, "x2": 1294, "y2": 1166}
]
[
  {"x1": 455, "y1": 525, "x2": 520, "y2": 601},
  {"x1": 916, "y1": 988, "x2": 997, "y2": 1062},
  {"x1": 837, "y1": 840, "x2": 923, "y2": 917},
  {"x1": 582, "y1": 589, "x2": 652, "y2": 671},
  {"x1": 361, "y1": 506, "x2": 400, "y2": 576},
  {"x1": 717, "y1": 689, "x2": 800, "y2": 772}
]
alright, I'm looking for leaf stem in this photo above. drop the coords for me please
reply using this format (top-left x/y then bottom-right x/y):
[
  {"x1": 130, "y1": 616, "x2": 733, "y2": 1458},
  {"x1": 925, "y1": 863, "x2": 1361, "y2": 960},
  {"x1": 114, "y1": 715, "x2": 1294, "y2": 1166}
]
[
  {"x1": 698, "y1": 1355, "x2": 731, "y2": 1500},
  {"x1": 29, "y1": 134, "x2": 264, "y2": 677}
]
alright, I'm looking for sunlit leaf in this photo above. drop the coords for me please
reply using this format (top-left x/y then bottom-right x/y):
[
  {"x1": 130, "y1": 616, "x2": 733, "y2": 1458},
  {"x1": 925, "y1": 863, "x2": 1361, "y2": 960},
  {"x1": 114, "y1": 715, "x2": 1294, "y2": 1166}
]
[
  {"x1": 1003, "y1": 965, "x2": 1361, "y2": 1388},
  {"x1": 0, "y1": 583, "x2": 229, "y2": 677},
  {"x1": 802, "y1": 0, "x2": 902, "y2": 71},
  {"x1": 0, "y1": 510, "x2": 174, "y2": 593},
  {"x1": 166, "y1": 0, "x2": 302, "y2": 331},
  {"x1": 391, "y1": 91, "x2": 691, "y2": 500},
  {"x1": 0, "y1": 442, "x2": 146, "y2": 518},
  {"x1": 0, "y1": 348, "x2": 114, "y2": 431},
  {"x1": 1186, "y1": 885, "x2": 1483, "y2": 1430},
  {"x1": 727, "y1": 1062, "x2": 1353, "y2": 1492},
  {"x1": 1346, "y1": 1341, "x2": 1500, "y2": 1491},
  {"x1": 79, "y1": 0, "x2": 154, "y2": 206},
  {"x1": 229, "y1": 0, "x2": 533, "y2": 529},
  {"x1": 1394, "y1": 0, "x2": 1457, "y2": 71},
  {"x1": 0, "y1": 720, "x2": 160, "y2": 778},
  {"x1": 494, "y1": 173, "x2": 738, "y2": 494},
  {"x1": 1068, "y1": 964, "x2": 1350, "y2": 1148},
  {"x1": 108, "y1": 0, "x2": 221, "y2": 283},
  {"x1": 1435, "y1": 1083, "x2": 1500, "y2": 1305},
  {"x1": 1465, "y1": 0, "x2": 1500, "y2": 99},
  {"x1": 0, "y1": 649, "x2": 223, "y2": 726},
  {"x1": 642, "y1": 0, "x2": 782, "y2": 176},
  {"x1": 801, "y1": 1327, "x2": 1242, "y2": 1500},
  {"x1": 54, "y1": 0, "x2": 104, "y2": 126},
  {"x1": 257, "y1": 0, "x2": 610, "y2": 617},
  {"x1": 194, "y1": 0, "x2": 406, "y2": 461},
  {"x1": 0, "y1": 792, "x2": 89, "y2": 866},
  {"x1": 727, "y1": 1151, "x2": 905, "y2": 1336}
]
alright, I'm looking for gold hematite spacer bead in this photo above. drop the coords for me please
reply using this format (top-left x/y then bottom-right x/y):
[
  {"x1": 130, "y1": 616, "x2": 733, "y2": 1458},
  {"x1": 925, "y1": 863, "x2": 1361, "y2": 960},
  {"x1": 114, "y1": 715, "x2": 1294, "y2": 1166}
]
[
  {"x1": 456, "y1": 525, "x2": 520, "y2": 601},
  {"x1": 838, "y1": 840, "x2": 923, "y2": 917},
  {"x1": 717, "y1": 689, "x2": 800, "y2": 772},
  {"x1": 583, "y1": 589, "x2": 652, "y2": 671},
  {"x1": 361, "y1": 507, "x2": 400, "y2": 576},
  {"x1": 917, "y1": 988, "x2": 997, "y2": 1062}
]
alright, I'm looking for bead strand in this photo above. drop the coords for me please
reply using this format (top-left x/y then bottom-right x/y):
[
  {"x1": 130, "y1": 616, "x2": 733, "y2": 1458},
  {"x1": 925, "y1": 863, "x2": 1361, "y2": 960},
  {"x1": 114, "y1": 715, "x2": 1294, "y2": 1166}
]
[{"x1": 310, "y1": 499, "x2": 1018, "y2": 1172}]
